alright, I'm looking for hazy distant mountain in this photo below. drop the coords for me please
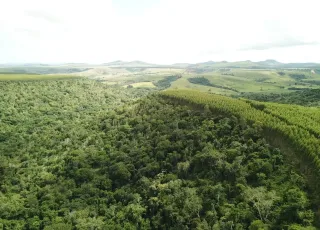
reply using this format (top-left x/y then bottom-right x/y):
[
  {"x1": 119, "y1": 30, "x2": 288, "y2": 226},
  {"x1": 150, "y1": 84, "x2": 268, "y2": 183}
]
[
  {"x1": 0, "y1": 63, "x2": 50, "y2": 67},
  {"x1": 200, "y1": 61, "x2": 216, "y2": 65},
  {"x1": 190, "y1": 60, "x2": 320, "y2": 69},
  {"x1": 2, "y1": 60, "x2": 320, "y2": 72},
  {"x1": 257, "y1": 59, "x2": 281, "y2": 66},
  {"x1": 283, "y1": 62, "x2": 320, "y2": 68},
  {"x1": 102, "y1": 60, "x2": 123, "y2": 66},
  {"x1": 171, "y1": 63, "x2": 191, "y2": 68},
  {"x1": 190, "y1": 60, "x2": 258, "y2": 69}
]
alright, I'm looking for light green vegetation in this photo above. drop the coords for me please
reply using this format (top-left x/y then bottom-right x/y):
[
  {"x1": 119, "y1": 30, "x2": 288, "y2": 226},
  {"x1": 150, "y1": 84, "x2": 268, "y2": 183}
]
[
  {"x1": 98, "y1": 68, "x2": 185, "y2": 86},
  {"x1": 168, "y1": 69, "x2": 320, "y2": 95},
  {"x1": 100, "y1": 68, "x2": 319, "y2": 95},
  {"x1": 3, "y1": 66, "x2": 320, "y2": 95},
  {"x1": 124, "y1": 81, "x2": 156, "y2": 88},
  {"x1": 203, "y1": 70, "x2": 288, "y2": 93},
  {"x1": 103, "y1": 67, "x2": 320, "y2": 95},
  {"x1": 170, "y1": 76, "x2": 235, "y2": 95},
  {"x1": 0, "y1": 73, "x2": 80, "y2": 81},
  {"x1": 102, "y1": 81, "x2": 119, "y2": 85}
]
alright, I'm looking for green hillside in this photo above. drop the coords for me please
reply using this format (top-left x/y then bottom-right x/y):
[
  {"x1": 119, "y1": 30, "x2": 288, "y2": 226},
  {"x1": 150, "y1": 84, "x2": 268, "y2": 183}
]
[
  {"x1": 238, "y1": 89, "x2": 320, "y2": 107},
  {"x1": 161, "y1": 90, "x2": 320, "y2": 171},
  {"x1": 169, "y1": 69, "x2": 320, "y2": 95},
  {"x1": 188, "y1": 60, "x2": 320, "y2": 69},
  {"x1": 3, "y1": 63, "x2": 320, "y2": 96},
  {"x1": 0, "y1": 79, "x2": 319, "y2": 229}
]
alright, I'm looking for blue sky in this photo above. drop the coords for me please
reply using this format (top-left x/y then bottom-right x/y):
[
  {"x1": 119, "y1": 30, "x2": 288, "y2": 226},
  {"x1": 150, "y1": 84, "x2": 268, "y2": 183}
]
[{"x1": 0, "y1": 0, "x2": 319, "y2": 64}]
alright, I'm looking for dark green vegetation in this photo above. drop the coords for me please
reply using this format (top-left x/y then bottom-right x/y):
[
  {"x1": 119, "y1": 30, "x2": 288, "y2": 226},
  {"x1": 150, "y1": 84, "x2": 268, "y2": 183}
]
[
  {"x1": 188, "y1": 77, "x2": 239, "y2": 92},
  {"x1": 153, "y1": 75, "x2": 182, "y2": 89},
  {"x1": 0, "y1": 79, "x2": 319, "y2": 229},
  {"x1": 162, "y1": 90, "x2": 320, "y2": 172},
  {"x1": 240, "y1": 89, "x2": 320, "y2": 106},
  {"x1": 303, "y1": 80, "x2": 320, "y2": 86},
  {"x1": 289, "y1": 73, "x2": 307, "y2": 81},
  {"x1": 188, "y1": 77, "x2": 214, "y2": 87}
]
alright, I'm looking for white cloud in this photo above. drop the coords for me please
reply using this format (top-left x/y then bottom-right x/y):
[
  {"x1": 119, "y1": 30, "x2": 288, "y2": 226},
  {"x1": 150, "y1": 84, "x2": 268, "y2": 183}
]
[{"x1": 0, "y1": 0, "x2": 319, "y2": 64}]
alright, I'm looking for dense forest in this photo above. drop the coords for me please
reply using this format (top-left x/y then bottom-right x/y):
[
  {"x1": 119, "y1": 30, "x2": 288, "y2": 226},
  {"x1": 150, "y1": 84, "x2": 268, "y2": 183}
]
[
  {"x1": 162, "y1": 90, "x2": 320, "y2": 173},
  {"x1": 0, "y1": 80, "x2": 319, "y2": 229},
  {"x1": 154, "y1": 75, "x2": 182, "y2": 89},
  {"x1": 239, "y1": 89, "x2": 320, "y2": 106}
]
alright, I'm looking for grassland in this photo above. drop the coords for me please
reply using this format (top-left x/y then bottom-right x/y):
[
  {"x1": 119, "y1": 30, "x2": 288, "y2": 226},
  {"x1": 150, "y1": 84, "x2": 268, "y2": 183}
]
[
  {"x1": 0, "y1": 73, "x2": 80, "y2": 81},
  {"x1": 95, "y1": 67, "x2": 320, "y2": 95},
  {"x1": 167, "y1": 69, "x2": 320, "y2": 95},
  {"x1": 124, "y1": 82, "x2": 156, "y2": 88}
]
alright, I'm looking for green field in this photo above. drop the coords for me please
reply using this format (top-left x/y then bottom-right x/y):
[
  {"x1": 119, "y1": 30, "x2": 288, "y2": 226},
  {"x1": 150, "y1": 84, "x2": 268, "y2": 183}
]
[
  {"x1": 2, "y1": 67, "x2": 320, "y2": 101},
  {"x1": 13, "y1": 63, "x2": 317, "y2": 95},
  {"x1": 168, "y1": 69, "x2": 320, "y2": 95},
  {"x1": 0, "y1": 73, "x2": 80, "y2": 81},
  {"x1": 124, "y1": 81, "x2": 156, "y2": 88},
  {"x1": 102, "y1": 67, "x2": 320, "y2": 96}
]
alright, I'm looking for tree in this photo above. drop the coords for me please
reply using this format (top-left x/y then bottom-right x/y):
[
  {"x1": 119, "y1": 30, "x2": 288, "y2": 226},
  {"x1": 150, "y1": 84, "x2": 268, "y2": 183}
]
[
  {"x1": 280, "y1": 188, "x2": 314, "y2": 225},
  {"x1": 109, "y1": 162, "x2": 131, "y2": 186},
  {"x1": 244, "y1": 187, "x2": 279, "y2": 222},
  {"x1": 249, "y1": 220, "x2": 268, "y2": 230}
]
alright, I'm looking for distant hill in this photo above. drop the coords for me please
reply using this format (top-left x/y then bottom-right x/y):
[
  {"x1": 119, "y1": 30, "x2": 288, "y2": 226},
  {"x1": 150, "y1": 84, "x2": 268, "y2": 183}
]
[
  {"x1": 189, "y1": 60, "x2": 320, "y2": 69},
  {"x1": 257, "y1": 59, "x2": 281, "y2": 66},
  {"x1": 102, "y1": 60, "x2": 158, "y2": 67},
  {"x1": 2, "y1": 60, "x2": 320, "y2": 71},
  {"x1": 283, "y1": 62, "x2": 320, "y2": 68},
  {"x1": 171, "y1": 63, "x2": 191, "y2": 68},
  {"x1": 189, "y1": 60, "x2": 260, "y2": 69}
]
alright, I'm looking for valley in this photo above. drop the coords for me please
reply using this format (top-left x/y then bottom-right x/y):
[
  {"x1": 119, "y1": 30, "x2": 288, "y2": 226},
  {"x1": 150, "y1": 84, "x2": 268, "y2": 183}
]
[{"x1": 3, "y1": 60, "x2": 320, "y2": 97}]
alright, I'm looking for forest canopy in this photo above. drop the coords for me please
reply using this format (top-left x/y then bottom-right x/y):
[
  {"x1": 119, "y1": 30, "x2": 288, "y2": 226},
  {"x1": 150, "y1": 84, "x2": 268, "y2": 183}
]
[{"x1": 0, "y1": 80, "x2": 318, "y2": 229}]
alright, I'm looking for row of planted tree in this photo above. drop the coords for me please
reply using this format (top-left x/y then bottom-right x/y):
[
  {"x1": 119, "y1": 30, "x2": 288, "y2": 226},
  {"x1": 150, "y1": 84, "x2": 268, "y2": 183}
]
[{"x1": 161, "y1": 89, "x2": 320, "y2": 173}]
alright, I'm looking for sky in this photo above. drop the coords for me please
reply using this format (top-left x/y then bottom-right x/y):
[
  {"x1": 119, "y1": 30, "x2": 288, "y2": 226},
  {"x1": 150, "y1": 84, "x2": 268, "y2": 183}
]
[{"x1": 0, "y1": 0, "x2": 319, "y2": 64}]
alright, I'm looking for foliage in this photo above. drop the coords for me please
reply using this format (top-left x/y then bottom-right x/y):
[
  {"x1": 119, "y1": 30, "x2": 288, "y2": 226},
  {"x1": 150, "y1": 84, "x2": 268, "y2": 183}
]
[
  {"x1": 288, "y1": 87, "x2": 306, "y2": 90},
  {"x1": 0, "y1": 80, "x2": 318, "y2": 228},
  {"x1": 239, "y1": 89, "x2": 320, "y2": 106},
  {"x1": 244, "y1": 187, "x2": 279, "y2": 222},
  {"x1": 289, "y1": 73, "x2": 307, "y2": 81},
  {"x1": 161, "y1": 89, "x2": 320, "y2": 180},
  {"x1": 154, "y1": 75, "x2": 181, "y2": 89},
  {"x1": 188, "y1": 77, "x2": 239, "y2": 92},
  {"x1": 188, "y1": 77, "x2": 214, "y2": 86}
]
